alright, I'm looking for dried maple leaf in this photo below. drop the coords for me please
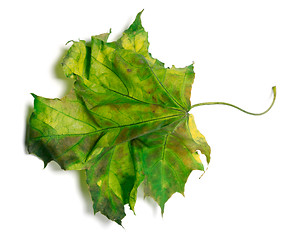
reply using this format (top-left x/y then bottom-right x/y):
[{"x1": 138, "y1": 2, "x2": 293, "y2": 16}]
[{"x1": 26, "y1": 11, "x2": 275, "y2": 224}]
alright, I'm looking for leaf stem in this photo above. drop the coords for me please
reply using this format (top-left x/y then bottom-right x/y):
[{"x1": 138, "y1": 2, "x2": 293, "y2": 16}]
[{"x1": 190, "y1": 86, "x2": 276, "y2": 116}]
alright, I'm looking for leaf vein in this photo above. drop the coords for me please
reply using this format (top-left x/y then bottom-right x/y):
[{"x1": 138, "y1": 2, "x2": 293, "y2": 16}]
[
  {"x1": 37, "y1": 99, "x2": 98, "y2": 130},
  {"x1": 91, "y1": 55, "x2": 129, "y2": 95},
  {"x1": 30, "y1": 114, "x2": 184, "y2": 140}
]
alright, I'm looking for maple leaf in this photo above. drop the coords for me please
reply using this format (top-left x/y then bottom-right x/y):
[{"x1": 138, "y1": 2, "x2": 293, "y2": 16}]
[
  {"x1": 27, "y1": 11, "x2": 275, "y2": 224},
  {"x1": 27, "y1": 11, "x2": 210, "y2": 223}
]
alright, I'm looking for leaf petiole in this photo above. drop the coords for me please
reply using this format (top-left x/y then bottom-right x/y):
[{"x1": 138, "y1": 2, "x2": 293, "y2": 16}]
[{"x1": 190, "y1": 86, "x2": 276, "y2": 116}]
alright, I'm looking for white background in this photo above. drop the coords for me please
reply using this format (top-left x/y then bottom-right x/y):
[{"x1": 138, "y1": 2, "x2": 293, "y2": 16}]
[{"x1": 1, "y1": 0, "x2": 293, "y2": 239}]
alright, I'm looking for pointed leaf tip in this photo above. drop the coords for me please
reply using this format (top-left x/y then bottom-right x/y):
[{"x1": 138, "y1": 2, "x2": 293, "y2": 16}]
[
  {"x1": 30, "y1": 93, "x2": 37, "y2": 98},
  {"x1": 125, "y1": 10, "x2": 145, "y2": 34},
  {"x1": 137, "y1": 9, "x2": 144, "y2": 18}
]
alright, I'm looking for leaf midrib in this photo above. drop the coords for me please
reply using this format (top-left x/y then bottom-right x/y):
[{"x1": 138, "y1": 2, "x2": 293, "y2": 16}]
[
  {"x1": 31, "y1": 113, "x2": 185, "y2": 140},
  {"x1": 84, "y1": 70, "x2": 186, "y2": 114}
]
